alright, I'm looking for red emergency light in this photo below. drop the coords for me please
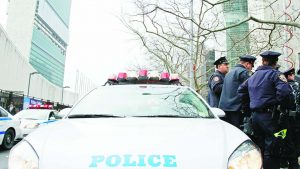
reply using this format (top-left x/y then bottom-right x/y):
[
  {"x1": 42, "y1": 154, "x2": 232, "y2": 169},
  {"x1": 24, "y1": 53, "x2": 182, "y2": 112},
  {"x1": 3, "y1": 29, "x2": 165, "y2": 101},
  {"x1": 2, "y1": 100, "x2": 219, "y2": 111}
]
[
  {"x1": 160, "y1": 72, "x2": 170, "y2": 82},
  {"x1": 105, "y1": 70, "x2": 181, "y2": 85},
  {"x1": 139, "y1": 70, "x2": 148, "y2": 77},
  {"x1": 29, "y1": 104, "x2": 53, "y2": 109},
  {"x1": 138, "y1": 70, "x2": 149, "y2": 81},
  {"x1": 117, "y1": 72, "x2": 127, "y2": 82}
]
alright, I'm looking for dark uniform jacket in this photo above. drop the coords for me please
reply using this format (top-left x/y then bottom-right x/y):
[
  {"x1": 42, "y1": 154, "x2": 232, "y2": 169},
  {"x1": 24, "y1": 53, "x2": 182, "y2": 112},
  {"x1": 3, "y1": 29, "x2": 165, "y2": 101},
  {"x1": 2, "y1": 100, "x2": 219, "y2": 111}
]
[
  {"x1": 219, "y1": 64, "x2": 250, "y2": 111},
  {"x1": 287, "y1": 80, "x2": 300, "y2": 130},
  {"x1": 288, "y1": 80, "x2": 300, "y2": 111},
  {"x1": 238, "y1": 65, "x2": 292, "y2": 110},
  {"x1": 208, "y1": 70, "x2": 225, "y2": 107}
]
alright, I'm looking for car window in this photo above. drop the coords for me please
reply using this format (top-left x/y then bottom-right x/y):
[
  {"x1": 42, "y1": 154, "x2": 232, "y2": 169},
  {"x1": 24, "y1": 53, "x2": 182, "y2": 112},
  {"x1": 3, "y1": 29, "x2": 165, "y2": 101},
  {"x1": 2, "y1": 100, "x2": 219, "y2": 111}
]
[
  {"x1": 0, "y1": 107, "x2": 8, "y2": 117},
  {"x1": 70, "y1": 86, "x2": 214, "y2": 118},
  {"x1": 177, "y1": 89, "x2": 210, "y2": 116}
]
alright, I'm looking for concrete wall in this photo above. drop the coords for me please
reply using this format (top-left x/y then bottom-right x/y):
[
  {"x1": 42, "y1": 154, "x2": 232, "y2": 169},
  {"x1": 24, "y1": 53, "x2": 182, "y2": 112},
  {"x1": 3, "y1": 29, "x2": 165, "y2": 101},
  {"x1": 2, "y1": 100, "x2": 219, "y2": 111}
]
[
  {"x1": 6, "y1": 0, "x2": 37, "y2": 60},
  {"x1": 0, "y1": 25, "x2": 78, "y2": 105}
]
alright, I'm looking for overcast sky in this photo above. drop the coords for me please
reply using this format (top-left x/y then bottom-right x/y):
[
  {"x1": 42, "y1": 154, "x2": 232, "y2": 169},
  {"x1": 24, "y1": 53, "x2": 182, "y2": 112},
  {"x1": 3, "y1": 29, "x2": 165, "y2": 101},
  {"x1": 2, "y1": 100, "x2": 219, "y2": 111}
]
[
  {"x1": 0, "y1": 0, "x2": 146, "y2": 90},
  {"x1": 65, "y1": 0, "x2": 146, "y2": 89}
]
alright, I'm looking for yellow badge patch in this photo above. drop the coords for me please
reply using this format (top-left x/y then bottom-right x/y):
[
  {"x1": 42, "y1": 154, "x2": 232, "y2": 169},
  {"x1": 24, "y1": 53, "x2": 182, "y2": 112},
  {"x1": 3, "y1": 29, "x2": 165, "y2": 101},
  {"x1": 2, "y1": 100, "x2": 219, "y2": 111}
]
[
  {"x1": 279, "y1": 74, "x2": 287, "y2": 82},
  {"x1": 213, "y1": 76, "x2": 219, "y2": 82}
]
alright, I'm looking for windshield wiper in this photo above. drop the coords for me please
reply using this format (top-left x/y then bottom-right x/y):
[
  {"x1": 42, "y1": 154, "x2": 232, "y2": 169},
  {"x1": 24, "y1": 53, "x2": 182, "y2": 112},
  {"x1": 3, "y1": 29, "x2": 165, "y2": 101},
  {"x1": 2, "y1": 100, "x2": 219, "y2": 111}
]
[
  {"x1": 68, "y1": 114, "x2": 125, "y2": 119},
  {"x1": 132, "y1": 115, "x2": 202, "y2": 118}
]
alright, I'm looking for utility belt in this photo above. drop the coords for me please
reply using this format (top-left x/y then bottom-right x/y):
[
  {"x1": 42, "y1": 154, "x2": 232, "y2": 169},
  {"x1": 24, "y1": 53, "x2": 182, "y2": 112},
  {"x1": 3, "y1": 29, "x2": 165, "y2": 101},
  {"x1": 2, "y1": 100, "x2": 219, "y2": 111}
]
[
  {"x1": 253, "y1": 106, "x2": 279, "y2": 119},
  {"x1": 252, "y1": 106, "x2": 276, "y2": 113},
  {"x1": 253, "y1": 106, "x2": 297, "y2": 120}
]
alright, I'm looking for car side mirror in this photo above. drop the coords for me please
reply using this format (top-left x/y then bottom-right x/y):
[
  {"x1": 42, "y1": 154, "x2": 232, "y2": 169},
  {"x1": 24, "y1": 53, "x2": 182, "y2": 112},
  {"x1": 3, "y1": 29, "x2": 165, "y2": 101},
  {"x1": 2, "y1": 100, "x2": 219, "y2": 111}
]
[{"x1": 210, "y1": 108, "x2": 225, "y2": 118}]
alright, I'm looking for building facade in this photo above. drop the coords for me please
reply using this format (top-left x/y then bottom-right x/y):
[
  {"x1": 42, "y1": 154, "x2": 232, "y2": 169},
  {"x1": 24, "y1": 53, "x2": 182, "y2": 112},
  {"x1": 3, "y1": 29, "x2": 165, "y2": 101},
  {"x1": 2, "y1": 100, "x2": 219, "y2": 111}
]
[
  {"x1": 0, "y1": 25, "x2": 78, "y2": 106},
  {"x1": 6, "y1": 0, "x2": 72, "y2": 87},
  {"x1": 223, "y1": 0, "x2": 250, "y2": 65},
  {"x1": 223, "y1": 0, "x2": 300, "y2": 69},
  {"x1": 248, "y1": 0, "x2": 300, "y2": 70}
]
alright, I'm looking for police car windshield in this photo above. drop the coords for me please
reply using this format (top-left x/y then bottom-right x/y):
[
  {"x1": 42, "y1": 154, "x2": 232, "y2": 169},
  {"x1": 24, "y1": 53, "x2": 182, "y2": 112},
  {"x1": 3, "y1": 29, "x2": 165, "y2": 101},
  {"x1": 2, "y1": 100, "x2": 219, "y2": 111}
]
[
  {"x1": 15, "y1": 109, "x2": 52, "y2": 120},
  {"x1": 69, "y1": 85, "x2": 214, "y2": 118}
]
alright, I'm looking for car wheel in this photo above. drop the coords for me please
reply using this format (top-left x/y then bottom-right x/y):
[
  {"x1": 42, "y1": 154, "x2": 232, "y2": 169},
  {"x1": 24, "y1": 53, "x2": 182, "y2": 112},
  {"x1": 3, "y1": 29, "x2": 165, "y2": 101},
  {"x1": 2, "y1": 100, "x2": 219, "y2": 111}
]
[{"x1": 1, "y1": 129, "x2": 15, "y2": 150}]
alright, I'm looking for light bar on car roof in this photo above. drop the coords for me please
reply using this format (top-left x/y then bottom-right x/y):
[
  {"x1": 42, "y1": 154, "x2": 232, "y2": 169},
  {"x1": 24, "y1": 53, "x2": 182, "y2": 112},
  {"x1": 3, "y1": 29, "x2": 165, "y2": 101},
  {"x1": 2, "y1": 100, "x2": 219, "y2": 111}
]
[
  {"x1": 170, "y1": 74, "x2": 179, "y2": 81},
  {"x1": 169, "y1": 74, "x2": 181, "y2": 85},
  {"x1": 29, "y1": 104, "x2": 53, "y2": 109},
  {"x1": 104, "y1": 70, "x2": 182, "y2": 85},
  {"x1": 108, "y1": 74, "x2": 117, "y2": 81},
  {"x1": 148, "y1": 71, "x2": 160, "y2": 81},
  {"x1": 104, "y1": 74, "x2": 118, "y2": 85},
  {"x1": 126, "y1": 71, "x2": 138, "y2": 83}
]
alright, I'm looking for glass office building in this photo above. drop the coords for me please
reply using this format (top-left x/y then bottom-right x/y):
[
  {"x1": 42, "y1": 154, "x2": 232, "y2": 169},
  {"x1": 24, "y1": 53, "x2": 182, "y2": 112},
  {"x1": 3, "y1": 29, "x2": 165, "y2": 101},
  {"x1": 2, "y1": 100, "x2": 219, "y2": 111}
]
[
  {"x1": 29, "y1": 0, "x2": 71, "y2": 87},
  {"x1": 223, "y1": 0, "x2": 250, "y2": 65},
  {"x1": 7, "y1": 0, "x2": 72, "y2": 87}
]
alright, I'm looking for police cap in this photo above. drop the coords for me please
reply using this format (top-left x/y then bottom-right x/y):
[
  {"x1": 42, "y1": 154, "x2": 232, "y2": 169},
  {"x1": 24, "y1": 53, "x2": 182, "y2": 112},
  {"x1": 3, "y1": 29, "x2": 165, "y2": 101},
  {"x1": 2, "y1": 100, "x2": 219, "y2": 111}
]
[
  {"x1": 214, "y1": 56, "x2": 229, "y2": 65},
  {"x1": 283, "y1": 68, "x2": 295, "y2": 77},
  {"x1": 240, "y1": 55, "x2": 256, "y2": 63},
  {"x1": 260, "y1": 51, "x2": 281, "y2": 58}
]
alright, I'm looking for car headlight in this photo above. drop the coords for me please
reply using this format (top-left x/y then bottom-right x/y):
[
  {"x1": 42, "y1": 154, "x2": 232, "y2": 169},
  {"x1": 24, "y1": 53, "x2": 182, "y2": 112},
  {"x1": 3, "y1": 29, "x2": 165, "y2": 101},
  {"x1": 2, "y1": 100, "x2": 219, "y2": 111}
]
[
  {"x1": 8, "y1": 140, "x2": 39, "y2": 169},
  {"x1": 228, "y1": 140, "x2": 262, "y2": 169}
]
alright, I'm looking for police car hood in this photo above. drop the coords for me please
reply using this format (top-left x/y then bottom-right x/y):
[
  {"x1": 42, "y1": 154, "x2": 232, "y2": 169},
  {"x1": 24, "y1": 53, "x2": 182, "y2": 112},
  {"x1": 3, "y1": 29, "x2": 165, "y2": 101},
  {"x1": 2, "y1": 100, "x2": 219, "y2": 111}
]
[{"x1": 25, "y1": 118, "x2": 249, "y2": 169}]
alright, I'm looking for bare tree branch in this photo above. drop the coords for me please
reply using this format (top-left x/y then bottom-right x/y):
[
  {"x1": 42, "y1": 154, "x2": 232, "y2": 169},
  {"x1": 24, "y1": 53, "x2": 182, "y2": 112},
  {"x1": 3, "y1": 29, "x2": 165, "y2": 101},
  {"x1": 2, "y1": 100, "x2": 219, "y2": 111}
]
[{"x1": 203, "y1": 16, "x2": 300, "y2": 36}]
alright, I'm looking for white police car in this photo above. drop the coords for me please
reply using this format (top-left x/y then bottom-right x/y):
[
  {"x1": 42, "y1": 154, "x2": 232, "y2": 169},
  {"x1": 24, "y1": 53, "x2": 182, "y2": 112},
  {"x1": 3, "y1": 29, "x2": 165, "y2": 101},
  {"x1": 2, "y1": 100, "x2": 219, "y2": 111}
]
[
  {"x1": 14, "y1": 105, "x2": 59, "y2": 139},
  {"x1": 0, "y1": 106, "x2": 21, "y2": 150},
  {"x1": 8, "y1": 71, "x2": 262, "y2": 169}
]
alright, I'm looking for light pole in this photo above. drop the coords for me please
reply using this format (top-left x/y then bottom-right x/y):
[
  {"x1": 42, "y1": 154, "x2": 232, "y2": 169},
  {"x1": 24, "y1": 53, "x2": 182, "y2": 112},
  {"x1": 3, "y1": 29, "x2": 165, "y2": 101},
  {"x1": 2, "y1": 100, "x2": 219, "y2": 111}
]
[
  {"x1": 27, "y1": 72, "x2": 39, "y2": 97},
  {"x1": 61, "y1": 86, "x2": 70, "y2": 105}
]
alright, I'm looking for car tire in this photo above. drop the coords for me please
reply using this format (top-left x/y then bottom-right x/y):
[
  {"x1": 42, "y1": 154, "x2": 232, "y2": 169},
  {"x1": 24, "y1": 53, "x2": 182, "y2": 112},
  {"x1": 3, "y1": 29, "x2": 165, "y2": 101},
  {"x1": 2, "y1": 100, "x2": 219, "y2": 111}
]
[{"x1": 1, "y1": 129, "x2": 15, "y2": 150}]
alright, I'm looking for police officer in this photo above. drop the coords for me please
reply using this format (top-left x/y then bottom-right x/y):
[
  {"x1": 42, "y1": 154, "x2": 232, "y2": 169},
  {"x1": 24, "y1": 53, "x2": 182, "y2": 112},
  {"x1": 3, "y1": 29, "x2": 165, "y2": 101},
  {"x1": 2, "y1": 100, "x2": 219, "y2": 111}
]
[
  {"x1": 208, "y1": 57, "x2": 229, "y2": 107},
  {"x1": 283, "y1": 68, "x2": 300, "y2": 169},
  {"x1": 219, "y1": 55, "x2": 256, "y2": 128},
  {"x1": 283, "y1": 68, "x2": 299, "y2": 111},
  {"x1": 238, "y1": 51, "x2": 293, "y2": 169}
]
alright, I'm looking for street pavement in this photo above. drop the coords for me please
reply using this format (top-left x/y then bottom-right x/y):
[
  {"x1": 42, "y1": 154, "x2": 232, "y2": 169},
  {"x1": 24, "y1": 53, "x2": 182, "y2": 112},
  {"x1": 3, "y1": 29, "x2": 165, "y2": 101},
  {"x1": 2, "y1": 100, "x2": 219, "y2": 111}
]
[
  {"x1": 0, "y1": 149, "x2": 9, "y2": 169},
  {"x1": 0, "y1": 141, "x2": 18, "y2": 169}
]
